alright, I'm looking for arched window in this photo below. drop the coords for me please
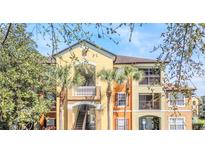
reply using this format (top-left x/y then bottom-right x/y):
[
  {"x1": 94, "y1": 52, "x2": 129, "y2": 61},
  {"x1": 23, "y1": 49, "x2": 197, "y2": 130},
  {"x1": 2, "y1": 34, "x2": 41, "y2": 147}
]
[{"x1": 75, "y1": 62, "x2": 96, "y2": 86}]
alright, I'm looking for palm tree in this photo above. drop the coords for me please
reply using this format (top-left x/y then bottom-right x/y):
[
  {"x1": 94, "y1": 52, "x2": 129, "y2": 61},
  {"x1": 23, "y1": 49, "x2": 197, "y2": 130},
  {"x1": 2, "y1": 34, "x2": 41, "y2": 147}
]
[
  {"x1": 97, "y1": 69, "x2": 124, "y2": 130},
  {"x1": 120, "y1": 66, "x2": 143, "y2": 130},
  {"x1": 51, "y1": 64, "x2": 85, "y2": 129}
]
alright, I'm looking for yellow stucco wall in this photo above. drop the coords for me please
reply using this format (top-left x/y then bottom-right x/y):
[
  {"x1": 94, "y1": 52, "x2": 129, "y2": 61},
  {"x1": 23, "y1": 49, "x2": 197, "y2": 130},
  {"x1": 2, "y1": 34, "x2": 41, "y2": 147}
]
[{"x1": 55, "y1": 45, "x2": 114, "y2": 130}]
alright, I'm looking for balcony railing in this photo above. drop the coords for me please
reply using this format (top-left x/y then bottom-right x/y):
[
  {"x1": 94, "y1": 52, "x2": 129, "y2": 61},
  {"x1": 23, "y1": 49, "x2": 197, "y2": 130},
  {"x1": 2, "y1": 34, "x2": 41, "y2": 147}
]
[
  {"x1": 74, "y1": 86, "x2": 96, "y2": 96},
  {"x1": 139, "y1": 101, "x2": 160, "y2": 110},
  {"x1": 67, "y1": 86, "x2": 101, "y2": 101}
]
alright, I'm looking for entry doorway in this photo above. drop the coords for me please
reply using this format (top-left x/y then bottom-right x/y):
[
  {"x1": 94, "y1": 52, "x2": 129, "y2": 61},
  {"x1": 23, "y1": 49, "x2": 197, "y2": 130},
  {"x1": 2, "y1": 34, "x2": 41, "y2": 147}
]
[
  {"x1": 73, "y1": 104, "x2": 96, "y2": 130},
  {"x1": 139, "y1": 116, "x2": 160, "y2": 130}
]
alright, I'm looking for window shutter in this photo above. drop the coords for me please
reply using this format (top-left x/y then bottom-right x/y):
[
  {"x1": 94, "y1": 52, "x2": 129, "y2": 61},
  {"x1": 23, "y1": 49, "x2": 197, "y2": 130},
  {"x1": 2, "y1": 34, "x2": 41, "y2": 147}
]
[
  {"x1": 115, "y1": 119, "x2": 118, "y2": 130},
  {"x1": 127, "y1": 94, "x2": 129, "y2": 106}
]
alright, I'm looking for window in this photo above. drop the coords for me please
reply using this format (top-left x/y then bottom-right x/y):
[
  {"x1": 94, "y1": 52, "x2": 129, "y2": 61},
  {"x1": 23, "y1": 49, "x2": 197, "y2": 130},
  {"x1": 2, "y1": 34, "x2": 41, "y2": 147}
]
[
  {"x1": 117, "y1": 92, "x2": 126, "y2": 106},
  {"x1": 169, "y1": 117, "x2": 185, "y2": 130},
  {"x1": 46, "y1": 118, "x2": 56, "y2": 127},
  {"x1": 139, "y1": 68, "x2": 160, "y2": 85},
  {"x1": 116, "y1": 119, "x2": 128, "y2": 130},
  {"x1": 139, "y1": 93, "x2": 160, "y2": 110},
  {"x1": 168, "y1": 93, "x2": 185, "y2": 107}
]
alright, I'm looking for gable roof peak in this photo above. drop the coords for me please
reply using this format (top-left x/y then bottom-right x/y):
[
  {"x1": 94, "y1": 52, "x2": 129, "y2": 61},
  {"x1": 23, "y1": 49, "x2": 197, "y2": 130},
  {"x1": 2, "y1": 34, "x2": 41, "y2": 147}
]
[{"x1": 53, "y1": 39, "x2": 116, "y2": 59}]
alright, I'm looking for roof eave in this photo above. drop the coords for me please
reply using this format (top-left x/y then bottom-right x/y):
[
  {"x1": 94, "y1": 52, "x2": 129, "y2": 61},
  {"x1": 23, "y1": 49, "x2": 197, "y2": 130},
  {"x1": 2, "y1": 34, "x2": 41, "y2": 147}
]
[{"x1": 114, "y1": 62, "x2": 159, "y2": 64}]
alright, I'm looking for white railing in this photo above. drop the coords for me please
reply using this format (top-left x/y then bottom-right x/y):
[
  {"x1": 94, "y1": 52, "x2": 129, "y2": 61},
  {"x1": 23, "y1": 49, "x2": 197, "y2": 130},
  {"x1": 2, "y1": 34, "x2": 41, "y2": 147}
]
[{"x1": 73, "y1": 86, "x2": 96, "y2": 96}]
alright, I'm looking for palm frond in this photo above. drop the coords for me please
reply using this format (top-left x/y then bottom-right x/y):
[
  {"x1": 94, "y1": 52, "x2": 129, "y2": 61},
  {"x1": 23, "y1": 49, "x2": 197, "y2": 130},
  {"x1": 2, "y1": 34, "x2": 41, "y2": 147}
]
[
  {"x1": 72, "y1": 71, "x2": 86, "y2": 87},
  {"x1": 121, "y1": 65, "x2": 143, "y2": 81},
  {"x1": 114, "y1": 68, "x2": 126, "y2": 84}
]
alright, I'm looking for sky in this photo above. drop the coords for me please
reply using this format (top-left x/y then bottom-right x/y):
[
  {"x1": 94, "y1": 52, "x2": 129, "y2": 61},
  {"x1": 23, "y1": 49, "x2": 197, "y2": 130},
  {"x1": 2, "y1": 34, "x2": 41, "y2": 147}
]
[{"x1": 30, "y1": 23, "x2": 205, "y2": 97}]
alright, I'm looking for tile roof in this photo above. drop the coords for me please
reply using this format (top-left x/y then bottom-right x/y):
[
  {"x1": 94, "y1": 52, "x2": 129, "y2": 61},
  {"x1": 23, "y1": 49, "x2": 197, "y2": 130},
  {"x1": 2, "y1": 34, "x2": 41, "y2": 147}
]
[{"x1": 114, "y1": 55, "x2": 157, "y2": 64}]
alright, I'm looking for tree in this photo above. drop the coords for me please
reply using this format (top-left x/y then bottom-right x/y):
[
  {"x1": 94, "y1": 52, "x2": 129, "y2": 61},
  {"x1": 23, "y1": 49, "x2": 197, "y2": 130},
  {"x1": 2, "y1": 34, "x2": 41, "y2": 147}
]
[
  {"x1": 1, "y1": 23, "x2": 138, "y2": 55},
  {"x1": 155, "y1": 23, "x2": 205, "y2": 87},
  {"x1": 0, "y1": 24, "x2": 55, "y2": 129},
  {"x1": 2, "y1": 23, "x2": 205, "y2": 87},
  {"x1": 75, "y1": 62, "x2": 96, "y2": 86},
  {"x1": 97, "y1": 69, "x2": 124, "y2": 130},
  {"x1": 152, "y1": 23, "x2": 205, "y2": 117},
  {"x1": 49, "y1": 63, "x2": 85, "y2": 129},
  {"x1": 120, "y1": 66, "x2": 143, "y2": 129},
  {"x1": 0, "y1": 23, "x2": 138, "y2": 130}
]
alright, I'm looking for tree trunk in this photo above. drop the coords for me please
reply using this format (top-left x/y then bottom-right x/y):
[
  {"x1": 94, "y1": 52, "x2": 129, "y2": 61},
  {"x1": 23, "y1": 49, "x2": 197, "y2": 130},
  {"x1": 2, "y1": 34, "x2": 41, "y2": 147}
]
[
  {"x1": 124, "y1": 96, "x2": 127, "y2": 130},
  {"x1": 107, "y1": 96, "x2": 111, "y2": 130},
  {"x1": 59, "y1": 87, "x2": 66, "y2": 130},
  {"x1": 106, "y1": 82, "x2": 112, "y2": 130},
  {"x1": 1, "y1": 23, "x2": 12, "y2": 46},
  {"x1": 124, "y1": 80, "x2": 130, "y2": 130}
]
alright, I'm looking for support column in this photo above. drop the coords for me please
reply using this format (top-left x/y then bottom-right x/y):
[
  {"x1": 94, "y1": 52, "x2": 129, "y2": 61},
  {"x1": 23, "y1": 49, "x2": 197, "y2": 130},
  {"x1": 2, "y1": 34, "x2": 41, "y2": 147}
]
[
  {"x1": 63, "y1": 103, "x2": 68, "y2": 130},
  {"x1": 95, "y1": 104, "x2": 102, "y2": 130},
  {"x1": 56, "y1": 97, "x2": 60, "y2": 130},
  {"x1": 59, "y1": 106, "x2": 64, "y2": 130},
  {"x1": 67, "y1": 104, "x2": 74, "y2": 130},
  {"x1": 95, "y1": 109, "x2": 101, "y2": 130}
]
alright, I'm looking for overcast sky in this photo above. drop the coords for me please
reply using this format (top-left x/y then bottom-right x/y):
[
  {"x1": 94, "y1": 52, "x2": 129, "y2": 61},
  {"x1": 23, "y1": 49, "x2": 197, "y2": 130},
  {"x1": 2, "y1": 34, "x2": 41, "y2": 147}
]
[{"x1": 31, "y1": 23, "x2": 205, "y2": 97}]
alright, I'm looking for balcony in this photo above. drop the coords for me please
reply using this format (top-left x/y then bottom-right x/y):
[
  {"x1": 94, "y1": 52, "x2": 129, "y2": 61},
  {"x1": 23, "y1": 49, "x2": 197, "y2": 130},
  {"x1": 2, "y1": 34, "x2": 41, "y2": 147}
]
[
  {"x1": 139, "y1": 68, "x2": 161, "y2": 85},
  {"x1": 139, "y1": 101, "x2": 160, "y2": 110},
  {"x1": 67, "y1": 86, "x2": 101, "y2": 101},
  {"x1": 139, "y1": 93, "x2": 161, "y2": 110}
]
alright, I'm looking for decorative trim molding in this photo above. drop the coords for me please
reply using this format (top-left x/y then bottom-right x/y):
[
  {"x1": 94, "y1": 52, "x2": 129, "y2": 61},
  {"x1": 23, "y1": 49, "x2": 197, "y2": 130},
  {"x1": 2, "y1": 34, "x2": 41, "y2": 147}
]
[{"x1": 113, "y1": 109, "x2": 192, "y2": 113}]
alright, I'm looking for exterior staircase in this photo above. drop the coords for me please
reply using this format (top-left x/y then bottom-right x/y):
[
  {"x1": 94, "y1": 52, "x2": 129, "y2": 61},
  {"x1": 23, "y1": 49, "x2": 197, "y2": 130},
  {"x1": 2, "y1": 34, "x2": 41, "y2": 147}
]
[
  {"x1": 75, "y1": 111, "x2": 86, "y2": 130},
  {"x1": 74, "y1": 105, "x2": 88, "y2": 130}
]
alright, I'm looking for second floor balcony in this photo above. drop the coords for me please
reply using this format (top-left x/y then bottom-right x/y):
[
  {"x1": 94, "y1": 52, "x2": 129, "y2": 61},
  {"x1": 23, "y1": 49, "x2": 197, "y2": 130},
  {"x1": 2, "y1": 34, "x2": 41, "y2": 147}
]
[
  {"x1": 139, "y1": 93, "x2": 161, "y2": 110},
  {"x1": 67, "y1": 86, "x2": 101, "y2": 101}
]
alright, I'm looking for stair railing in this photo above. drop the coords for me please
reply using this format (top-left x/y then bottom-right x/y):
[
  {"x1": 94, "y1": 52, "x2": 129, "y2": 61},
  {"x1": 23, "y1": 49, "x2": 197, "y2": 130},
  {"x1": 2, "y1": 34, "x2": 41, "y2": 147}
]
[{"x1": 82, "y1": 108, "x2": 88, "y2": 130}]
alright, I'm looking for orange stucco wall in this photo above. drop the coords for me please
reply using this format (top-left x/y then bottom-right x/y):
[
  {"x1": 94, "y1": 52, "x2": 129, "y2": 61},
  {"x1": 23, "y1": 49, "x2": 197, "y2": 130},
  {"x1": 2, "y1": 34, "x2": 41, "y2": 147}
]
[
  {"x1": 112, "y1": 80, "x2": 133, "y2": 130},
  {"x1": 164, "y1": 111, "x2": 193, "y2": 130}
]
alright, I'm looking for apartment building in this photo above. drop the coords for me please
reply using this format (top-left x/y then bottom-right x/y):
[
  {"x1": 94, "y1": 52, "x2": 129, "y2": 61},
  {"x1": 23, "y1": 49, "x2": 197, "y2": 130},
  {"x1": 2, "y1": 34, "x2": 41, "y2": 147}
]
[
  {"x1": 47, "y1": 40, "x2": 194, "y2": 130},
  {"x1": 199, "y1": 96, "x2": 205, "y2": 118}
]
